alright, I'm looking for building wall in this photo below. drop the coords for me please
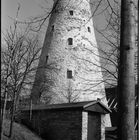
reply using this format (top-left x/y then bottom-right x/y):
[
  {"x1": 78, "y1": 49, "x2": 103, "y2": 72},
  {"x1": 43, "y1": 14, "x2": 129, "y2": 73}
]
[
  {"x1": 82, "y1": 111, "x2": 88, "y2": 140},
  {"x1": 18, "y1": 109, "x2": 107, "y2": 140},
  {"x1": 20, "y1": 109, "x2": 82, "y2": 140},
  {"x1": 31, "y1": 0, "x2": 108, "y2": 105},
  {"x1": 31, "y1": 0, "x2": 111, "y2": 127}
]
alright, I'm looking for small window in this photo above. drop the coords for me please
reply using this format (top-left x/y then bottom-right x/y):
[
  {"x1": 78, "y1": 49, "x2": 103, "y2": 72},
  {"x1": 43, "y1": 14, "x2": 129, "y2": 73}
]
[
  {"x1": 52, "y1": 25, "x2": 54, "y2": 31},
  {"x1": 46, "y1": 55, "x2": 48, "y2": 63},
  {"x1": 68, "y1": 38, "x2": 73, "y2": 45},
  {"x1": 69, "y1": 10, "x2": 73, "y2": 15},
  {"x1": 67, "y1": 70, "x2": 72, "y2": 79},
  {"x1": 88, "y1": 27, "x2": 91, "y2": 32}
]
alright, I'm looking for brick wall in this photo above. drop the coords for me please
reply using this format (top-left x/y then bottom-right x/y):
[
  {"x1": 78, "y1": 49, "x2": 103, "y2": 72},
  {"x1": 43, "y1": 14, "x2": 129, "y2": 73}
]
[{"x1": 20, "y1": 109, "x2": 82, "y2": 140}]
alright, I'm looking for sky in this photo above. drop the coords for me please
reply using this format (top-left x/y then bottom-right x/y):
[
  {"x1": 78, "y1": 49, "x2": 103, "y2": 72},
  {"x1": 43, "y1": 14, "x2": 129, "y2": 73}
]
[
  {"x1": 2, "y1": 0, "x2": 106, "y2": 30},
  {"x1": 2, "y1": 0, "x2": 107, "y2": 45},
  {"x1": 2, "y1": 0, "x2": 53, "y2": 31}
]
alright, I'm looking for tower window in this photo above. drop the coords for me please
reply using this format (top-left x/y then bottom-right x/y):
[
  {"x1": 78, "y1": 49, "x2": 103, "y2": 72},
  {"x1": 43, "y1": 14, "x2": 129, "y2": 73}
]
[
  {"x1": 46, "y1": 55, "x2": 48, "y2": 63},
  {"x1": 52, "y1": 25, "x2": 54, "y2": 31},
  {"x1": 68, "y1": 38, "x2": 73, "y2": 45},
  {"x1": 88, "y1": 27, "x2": 91, "y2": 32},
  {"x1": 67, "y1": 70, "x2": 72, "y2": 79},
  {"x1": 69, "y1": 10, "x2": 73, "y2": 15}
]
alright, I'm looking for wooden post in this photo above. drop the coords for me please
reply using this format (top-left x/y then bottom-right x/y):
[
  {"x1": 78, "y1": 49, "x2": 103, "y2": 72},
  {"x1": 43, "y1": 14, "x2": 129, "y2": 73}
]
[{"x1": 118, "y1": 0, "x2": 135, "y2": 140}]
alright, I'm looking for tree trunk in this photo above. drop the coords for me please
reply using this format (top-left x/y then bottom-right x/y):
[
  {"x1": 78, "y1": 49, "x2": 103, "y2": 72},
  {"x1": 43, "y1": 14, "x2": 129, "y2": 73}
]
[
  {"x1": 118, "y1": 0, "x2": 135, "y2": 140},
  {"x1": 1, "y1": 91, "x2": 8, "y2": 139},
  {"x1": 9, "y1": 91, "x2": 17, "y2": 138}
]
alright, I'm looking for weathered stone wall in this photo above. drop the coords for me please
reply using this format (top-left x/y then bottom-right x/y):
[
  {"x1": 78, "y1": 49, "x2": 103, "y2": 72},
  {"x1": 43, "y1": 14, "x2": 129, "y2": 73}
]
[
  {"x1": 32, "y1": 0, "x2": 107, "y2": 103},
  {"x1": 31, "y1": 0, "x2": 111, "y2": 126},
  {"x1": 82, "y1": 112, "x2": 88, "y2": 140}
]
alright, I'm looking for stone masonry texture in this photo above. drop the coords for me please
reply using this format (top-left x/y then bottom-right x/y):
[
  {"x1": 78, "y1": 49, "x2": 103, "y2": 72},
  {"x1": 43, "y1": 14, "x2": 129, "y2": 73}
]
[{"x1": 31, "y1": 0, "x2": 111, "y2": 126}]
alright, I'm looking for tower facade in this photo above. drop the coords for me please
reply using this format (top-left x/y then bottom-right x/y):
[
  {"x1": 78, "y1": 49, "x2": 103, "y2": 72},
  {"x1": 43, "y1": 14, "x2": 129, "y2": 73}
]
[{"x1": 31, "y1": 0, "x2": 109, "y2": 111}]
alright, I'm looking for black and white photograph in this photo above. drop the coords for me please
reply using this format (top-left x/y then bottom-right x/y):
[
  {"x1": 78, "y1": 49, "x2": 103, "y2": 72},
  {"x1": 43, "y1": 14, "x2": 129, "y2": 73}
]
[{"x1": 1, "y1": 0, "x2": 138, "y2": 140}]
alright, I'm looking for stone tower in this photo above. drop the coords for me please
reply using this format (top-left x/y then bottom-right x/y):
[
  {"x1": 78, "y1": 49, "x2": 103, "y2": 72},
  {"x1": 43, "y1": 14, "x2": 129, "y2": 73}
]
[
  {"x1": 31, "y1": 0, "x2": 110, "y2": 119},
  {"x1": 31, "y1": 0, "x2": 111, "y2": 128}
]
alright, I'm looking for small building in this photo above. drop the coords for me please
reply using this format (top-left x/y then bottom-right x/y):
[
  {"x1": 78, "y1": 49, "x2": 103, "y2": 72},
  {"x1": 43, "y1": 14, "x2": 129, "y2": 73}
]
[{"x1": 18, "y1": 100, "x2": 111, "y2": 140}]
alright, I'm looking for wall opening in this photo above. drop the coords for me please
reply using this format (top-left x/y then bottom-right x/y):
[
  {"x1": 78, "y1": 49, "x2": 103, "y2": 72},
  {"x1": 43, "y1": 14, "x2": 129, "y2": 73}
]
[
  {"x1": 67, "y1": 70, "x2": 72, "y2": 79},
  {"x1": 88, "y1": 27, "x2": 91, "y2": 33},
  {"x1": 69, "y1": 10, "x2": 73, "y2": 15},
  {"x1": 52, "y1": 25, "x2": 54, "y2": 31},
  {"x1": 68, "y1": 38, "x2": 73, "y2": 45},
  {"x1": 46, "y1": 55, "x2": 48, "y2": 63}
]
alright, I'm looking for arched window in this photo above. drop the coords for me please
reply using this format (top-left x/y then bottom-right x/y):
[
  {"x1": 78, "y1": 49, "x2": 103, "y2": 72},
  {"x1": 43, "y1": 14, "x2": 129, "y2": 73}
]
[
  {"x1": 67, "y1": 69, "x2": 72, "y2": 79},
  {"x1": 68, "y1": 38, "x2": 73, "y2": 45},
  {"x1": 69, "y1": 10, "x2": 73, "y2": 15},
  {"x1": 88, "y1": 27, "x2": 91, "y2": 33}
]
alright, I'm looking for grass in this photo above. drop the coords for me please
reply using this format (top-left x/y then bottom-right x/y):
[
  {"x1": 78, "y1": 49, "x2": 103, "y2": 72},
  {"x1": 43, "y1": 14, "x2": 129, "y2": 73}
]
[{"x1": 1, "y1": 120, "x2": 43, "y2": 140}]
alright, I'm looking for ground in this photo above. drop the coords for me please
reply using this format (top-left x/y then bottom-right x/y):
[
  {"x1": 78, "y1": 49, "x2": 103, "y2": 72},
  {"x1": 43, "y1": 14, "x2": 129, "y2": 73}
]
[{"x1": 1, "y1": 120, "x2": 43, "y2": 140}]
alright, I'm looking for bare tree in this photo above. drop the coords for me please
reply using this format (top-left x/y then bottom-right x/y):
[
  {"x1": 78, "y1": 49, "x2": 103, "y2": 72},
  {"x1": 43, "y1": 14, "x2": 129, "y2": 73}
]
[
  {"x1": 95, "y1": 0, "x2": 138, "y2": 87},
  {"x1": 31, "y1": 62, "x2": 60, "y2": 104},
  {"x1": 60, "y1": 81, "x2": 80, "y2": 103},
  {"x1": 17, "y1": 0, "x2": 137, "y2": 88},
  {"x1": 94, "y1": 0, "x2": 138, "y2": 133},
  {"x1": 14, "y1": 0, "x2": 138, "y2": 104},
  {"x1": 28, "y1": 0, "x2": 119, "y2": 89},
  {"x1": 1, "y1": 10, "x2": 42, "y2": 137}
]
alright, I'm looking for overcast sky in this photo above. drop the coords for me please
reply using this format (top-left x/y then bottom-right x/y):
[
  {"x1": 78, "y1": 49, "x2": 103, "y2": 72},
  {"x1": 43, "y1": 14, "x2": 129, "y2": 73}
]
[
  {"x1": 2, "y1": 0, "x2": 107, "y2": 44},
  {"x1": 2, "y1": 0, "x2": 53, "y2": 31}
]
